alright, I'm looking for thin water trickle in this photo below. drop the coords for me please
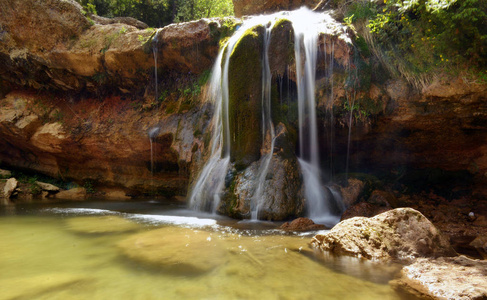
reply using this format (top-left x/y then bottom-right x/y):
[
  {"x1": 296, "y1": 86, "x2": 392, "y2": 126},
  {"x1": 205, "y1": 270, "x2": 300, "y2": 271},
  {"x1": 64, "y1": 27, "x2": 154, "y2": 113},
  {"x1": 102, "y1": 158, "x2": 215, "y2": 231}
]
[
  {"x1": 152, "y1": 30, "x2": 161, "y2": 104},
  {"x1": 251, "y1": 21, "x2": 277, "y2": 220},
  {"x1": 148, "y1": 126, "x2": 160, "y2": 190}
]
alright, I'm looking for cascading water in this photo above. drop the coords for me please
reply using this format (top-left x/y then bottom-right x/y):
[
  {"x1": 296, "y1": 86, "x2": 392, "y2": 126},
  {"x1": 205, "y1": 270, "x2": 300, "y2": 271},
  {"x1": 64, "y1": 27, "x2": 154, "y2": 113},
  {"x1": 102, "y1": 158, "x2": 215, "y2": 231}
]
[
  {"x1": 189, "y1": 8, "x2": 348, "y2": 224},
  {"x1": 251, "y1": 20, "x2": 276, "y2": 220}
]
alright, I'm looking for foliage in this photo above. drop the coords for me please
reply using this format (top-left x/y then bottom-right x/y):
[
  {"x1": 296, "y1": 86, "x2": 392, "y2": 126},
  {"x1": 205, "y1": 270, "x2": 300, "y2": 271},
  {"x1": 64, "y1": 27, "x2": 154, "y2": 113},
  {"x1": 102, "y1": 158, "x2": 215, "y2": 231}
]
[
  {"x1": 76, "y1": 0, "x2": 234, "y2": 28},
  {"x1": 175, "y1": 0, "x2": 234, "y2": 22},
  {"x1": 83, "y1": 179, "x2": 96, "y2": 194},
  {"x1": 344, "y1": 0, "x2": 487, "y2": 83}
]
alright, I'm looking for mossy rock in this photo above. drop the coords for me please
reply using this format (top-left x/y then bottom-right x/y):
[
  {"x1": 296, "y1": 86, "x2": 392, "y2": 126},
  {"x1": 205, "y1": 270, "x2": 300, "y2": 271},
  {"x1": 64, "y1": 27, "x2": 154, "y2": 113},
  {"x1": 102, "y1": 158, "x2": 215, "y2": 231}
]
[{"x1": 228, "y1": 25, "x2": 265, "y2": 168}]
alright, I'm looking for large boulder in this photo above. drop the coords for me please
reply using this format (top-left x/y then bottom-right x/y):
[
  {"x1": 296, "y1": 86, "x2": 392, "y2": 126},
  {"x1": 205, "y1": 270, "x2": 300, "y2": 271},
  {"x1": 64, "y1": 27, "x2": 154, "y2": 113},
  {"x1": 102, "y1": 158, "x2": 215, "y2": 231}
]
[
  {"x1": 311, "y1": 208, "x2": 456, "y2": 261},
  {"x1": 391, "y1": 256, "x2": 487, "y2": 300}
]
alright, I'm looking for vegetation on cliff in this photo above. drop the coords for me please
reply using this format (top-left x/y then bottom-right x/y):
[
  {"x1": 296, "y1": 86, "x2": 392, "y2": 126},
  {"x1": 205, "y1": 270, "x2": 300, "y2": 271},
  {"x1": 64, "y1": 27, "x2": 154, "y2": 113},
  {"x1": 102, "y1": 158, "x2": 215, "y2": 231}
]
[
  {"x1": 334, "y1": 0, "x2": 487, "y2": 85},
  {"x1": 76, "y1": 0, "x2": 234, "y2": 27}
]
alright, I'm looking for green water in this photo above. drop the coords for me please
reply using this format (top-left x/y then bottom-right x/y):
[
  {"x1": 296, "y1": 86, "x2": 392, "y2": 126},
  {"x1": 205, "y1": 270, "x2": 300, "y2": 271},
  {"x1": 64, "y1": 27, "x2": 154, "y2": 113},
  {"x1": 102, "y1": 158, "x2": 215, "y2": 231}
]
[{"x1": 0, "y1": 202, "x2": 407, "y2": 300}]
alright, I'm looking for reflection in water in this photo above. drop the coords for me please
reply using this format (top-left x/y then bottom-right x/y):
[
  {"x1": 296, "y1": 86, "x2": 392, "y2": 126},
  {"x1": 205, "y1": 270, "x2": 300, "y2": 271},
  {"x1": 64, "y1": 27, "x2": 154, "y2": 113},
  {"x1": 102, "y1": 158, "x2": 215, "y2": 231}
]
[{"x1": 0, "y1": 202, "x2": 407, "y2": 300}]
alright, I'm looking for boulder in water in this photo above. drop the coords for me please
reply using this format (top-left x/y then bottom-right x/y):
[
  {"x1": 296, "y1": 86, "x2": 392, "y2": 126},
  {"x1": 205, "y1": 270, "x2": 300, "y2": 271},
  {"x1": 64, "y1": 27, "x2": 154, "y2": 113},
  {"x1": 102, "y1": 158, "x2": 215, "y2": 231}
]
[
  {"x1": 311, "y1": 208, "x2": 456, "y2": 261},
  {"x1": 118, "y1": 227, "x2": 227, "y2": 274},
  {"x1": 280, "y1": 217, "x2": 326, "y2": 231}
]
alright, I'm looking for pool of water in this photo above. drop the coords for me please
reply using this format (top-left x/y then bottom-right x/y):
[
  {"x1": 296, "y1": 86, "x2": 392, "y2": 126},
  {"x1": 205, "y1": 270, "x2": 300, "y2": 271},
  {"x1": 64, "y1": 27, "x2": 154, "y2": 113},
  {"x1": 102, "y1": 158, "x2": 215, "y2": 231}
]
[{"x1": 0, "y1": 200, "x2": 412, "y2": 299}]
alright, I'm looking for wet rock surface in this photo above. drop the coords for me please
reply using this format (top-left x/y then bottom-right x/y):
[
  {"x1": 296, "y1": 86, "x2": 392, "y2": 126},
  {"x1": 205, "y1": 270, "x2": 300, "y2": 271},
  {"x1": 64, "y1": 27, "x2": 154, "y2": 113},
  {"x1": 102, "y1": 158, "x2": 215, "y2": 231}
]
[
  {"x1": 391, "y1": 256, "x2": 487, "y2": 300},
  {"x1": 311, "y1": 208, "x2": 456, "y2": 261},
  {"x1": 118, "y1": 227, "x2": 227, "y2": 274},
  {"x1": 280, "y1": 217, "x2": 326, "y2": 231},
  {"x1": 219, "y1": 123, "x2": 304, "y2": 220}
]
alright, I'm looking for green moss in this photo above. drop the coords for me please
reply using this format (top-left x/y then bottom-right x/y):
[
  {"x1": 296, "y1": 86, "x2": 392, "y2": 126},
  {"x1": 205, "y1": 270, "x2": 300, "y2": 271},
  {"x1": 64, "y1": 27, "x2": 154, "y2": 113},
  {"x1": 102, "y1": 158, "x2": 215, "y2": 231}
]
[
  {"x1": 227, "y1": 25, "x2": 265, "y2": 168},
  {"x1": 354, "y1": 35, "x2": 371, "y2": 58}
]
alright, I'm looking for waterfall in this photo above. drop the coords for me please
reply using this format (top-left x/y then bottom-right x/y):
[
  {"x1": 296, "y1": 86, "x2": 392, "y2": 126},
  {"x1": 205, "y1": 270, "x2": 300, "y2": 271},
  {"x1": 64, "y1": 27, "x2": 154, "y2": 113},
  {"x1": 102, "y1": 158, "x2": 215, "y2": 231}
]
[
  {"x1": 251, "y1": 21, "x2": 276, "y2": 220},
  {"x1": 188, "y1": 17, "x2": 268, "y2": 213},
  {"x1": 289, "y1": 9, "x2": 342, "y2": 225},
  {"x1": 189, "y1": 9, "x2": 348, "y2": 223}
]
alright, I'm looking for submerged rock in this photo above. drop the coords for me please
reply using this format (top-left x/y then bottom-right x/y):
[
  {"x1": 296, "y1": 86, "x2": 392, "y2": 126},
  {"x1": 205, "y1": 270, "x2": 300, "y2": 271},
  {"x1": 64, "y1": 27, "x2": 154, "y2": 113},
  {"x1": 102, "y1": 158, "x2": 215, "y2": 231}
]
[
  {"x1": 280, "y1": 217, "x2": 326, "y2": 231},
  {"x1": 391, "y1": 256, "x2": 487, "y2": 300},
  {"x1": 0, "y1": 272, "x2": 88, "y2": 300},
  {"x1": 311, "y1": 208, "x2": 456, "y2": 261},
  {"x1": 66, "y1": 215, "x2": 140, "y2": 234},
  {"x1": 118, "y1": 227, "x2": 227, "y2": 274}
]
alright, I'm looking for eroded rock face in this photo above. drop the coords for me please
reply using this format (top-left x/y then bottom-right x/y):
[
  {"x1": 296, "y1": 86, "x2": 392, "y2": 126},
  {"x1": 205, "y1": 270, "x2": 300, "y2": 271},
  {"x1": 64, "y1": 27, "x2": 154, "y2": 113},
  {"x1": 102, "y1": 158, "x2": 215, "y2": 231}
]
[
  {"x1": 0, "y1": 91, "x2": 206, "y2": 194},
  {"x1": 311, "y1": 208, "x2": 456, "y2": 261},
  {"x1": 232, "y1": 0, "x2": 320, "y2": 17},
  {"x1": 391, "y1": 256, "x2": 487, "y2": 300},
  {"x1": 0, "y1": 0, "x2": 227, "y2": 93}
]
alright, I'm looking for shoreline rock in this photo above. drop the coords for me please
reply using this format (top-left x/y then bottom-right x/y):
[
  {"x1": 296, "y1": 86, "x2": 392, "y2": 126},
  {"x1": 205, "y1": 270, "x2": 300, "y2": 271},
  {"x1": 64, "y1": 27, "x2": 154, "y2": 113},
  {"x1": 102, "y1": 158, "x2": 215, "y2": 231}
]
[
  {"x1": 310, "y1": 208, "x2": 456, "y2": 261},
  {"x1": 390, "y1": 256, "x2": 487, "y2": 300}
]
